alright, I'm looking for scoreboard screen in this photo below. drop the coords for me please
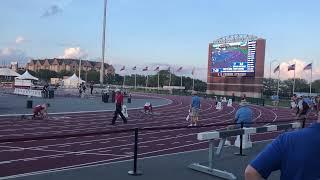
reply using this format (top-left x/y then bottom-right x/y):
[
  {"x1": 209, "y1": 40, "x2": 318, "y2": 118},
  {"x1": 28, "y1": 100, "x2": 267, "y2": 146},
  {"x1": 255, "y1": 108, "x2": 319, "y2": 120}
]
[{"x1": 210, "y1": 41, "x2": 256, "y2": 77}]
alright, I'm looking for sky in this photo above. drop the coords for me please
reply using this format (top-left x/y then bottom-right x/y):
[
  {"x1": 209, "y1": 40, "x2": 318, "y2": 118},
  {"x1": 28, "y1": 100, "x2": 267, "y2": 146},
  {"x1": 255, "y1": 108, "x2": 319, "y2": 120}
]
[{"x1": 0, "y1": 0, "x2": 320, "y2": 81}]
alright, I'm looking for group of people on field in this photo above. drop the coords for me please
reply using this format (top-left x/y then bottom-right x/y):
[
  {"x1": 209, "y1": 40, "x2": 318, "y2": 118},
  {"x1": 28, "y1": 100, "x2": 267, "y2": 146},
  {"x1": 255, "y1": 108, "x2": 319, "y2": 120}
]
[{"x1": 290, "y1": 94, "x2": 320, "y2": 119}]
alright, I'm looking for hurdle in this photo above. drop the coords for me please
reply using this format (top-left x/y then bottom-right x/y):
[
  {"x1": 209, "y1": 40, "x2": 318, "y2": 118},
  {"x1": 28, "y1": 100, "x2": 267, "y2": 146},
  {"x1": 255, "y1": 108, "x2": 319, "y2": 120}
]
[{"x1": 188, "y1": 122, "x2": 302, "y2": 180}]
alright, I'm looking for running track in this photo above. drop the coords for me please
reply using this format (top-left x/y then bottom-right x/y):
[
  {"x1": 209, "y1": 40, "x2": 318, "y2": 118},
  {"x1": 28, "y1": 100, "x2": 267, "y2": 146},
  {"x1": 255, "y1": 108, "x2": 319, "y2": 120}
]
[{"x1": 0, "y1": 94, "x2": 317, "y2": 179}]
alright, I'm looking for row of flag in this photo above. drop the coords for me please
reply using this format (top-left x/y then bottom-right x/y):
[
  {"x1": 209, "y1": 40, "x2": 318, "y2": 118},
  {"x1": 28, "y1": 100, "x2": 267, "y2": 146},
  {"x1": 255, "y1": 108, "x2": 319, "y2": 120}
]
[
  {"x1": 273, "y1": 63, "x2": 312, "y2": 73},
  {"x1": 119, "y1": 66, "x2": 190, "y2": 73}
]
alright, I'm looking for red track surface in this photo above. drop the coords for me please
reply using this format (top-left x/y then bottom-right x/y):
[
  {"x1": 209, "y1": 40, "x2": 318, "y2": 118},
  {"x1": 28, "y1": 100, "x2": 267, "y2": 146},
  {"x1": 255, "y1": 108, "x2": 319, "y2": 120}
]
[{"x1": 0, "y1": 94, "x2": 316, "y2": 179}]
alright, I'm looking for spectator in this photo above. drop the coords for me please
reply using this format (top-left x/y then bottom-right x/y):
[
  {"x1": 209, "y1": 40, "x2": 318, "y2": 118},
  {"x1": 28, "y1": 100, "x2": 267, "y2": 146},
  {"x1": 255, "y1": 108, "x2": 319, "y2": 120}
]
[
  {"x1": 271, "y1": 94, "x2": 279, "y2": 110},
  {"x1": 232, "y1": 93, "x2": 236, "y2": 102},
  {"x1": 82, "y1": 82, "x2": 86, "y2": 93},
  {"x1": 225, "y1": 100, "x2": 253, "y2": 145},
  {"x1": 90, "y1": 81, "x2": 94, "y2": 95},
  {"x1": 78, "y1": 84, "x2": 82, "y2": 97},
  {"x1": 110, "y1": 90, "x2": 127, "y2": 125},
  {"x1": 245, "y1": 111, "x2": 320, "y2": 180},
  {"x1": 189, "y1": 91, "x2": 201, "y2": 127}
]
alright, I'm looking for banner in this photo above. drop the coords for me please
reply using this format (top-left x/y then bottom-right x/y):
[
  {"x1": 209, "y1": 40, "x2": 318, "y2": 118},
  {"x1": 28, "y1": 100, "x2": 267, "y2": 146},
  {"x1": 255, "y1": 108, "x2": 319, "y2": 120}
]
[{"x1": 14, "y1": 88, "x2": 42, "y2": 97}]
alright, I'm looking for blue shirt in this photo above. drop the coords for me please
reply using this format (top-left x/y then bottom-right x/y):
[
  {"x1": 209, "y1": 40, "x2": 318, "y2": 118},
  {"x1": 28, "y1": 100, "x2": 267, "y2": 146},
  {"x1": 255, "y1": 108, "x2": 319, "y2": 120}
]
[
  {"x1": 191, "y1": 96, "x2": 200, "y2": 109},
  {"x1": 251, "y1": 123, "x2": 320, "y2": 180},
  {"x1": 271, "y1": 95, "x2": 279, "y2": 101},
  {"x1": 235, "y1": 105, "x2": 253, "y2": 127}
]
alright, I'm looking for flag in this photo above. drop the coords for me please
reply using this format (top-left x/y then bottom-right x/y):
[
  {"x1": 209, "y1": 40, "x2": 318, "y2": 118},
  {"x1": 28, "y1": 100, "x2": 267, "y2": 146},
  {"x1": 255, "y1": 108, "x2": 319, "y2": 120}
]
[
  {"x1": 132, "y1": 66, "x2": 137, "y2": 70},
  {"x1": 142, "y1": 66, "x2": 148, "y2": 71},
  {"x1": 154, "y1": 66, "x2": 160, "y2": 71},
  {"x1": 176, "y1": 66, "x2": 183, "y2": 72},
  {"x1": 191, "y1": 67, "x2": 195, "y2": 75},
  {"x1": 303, "y1": 63, "x2": 312, "y2": 70},
  {"x1": 273, "y1": 65, "x2": 280, "y2": 73},
  {"x1": 120, "y1": 66, "x2": 125, "y2": 71},
  {"x1": 167, "y1": 66, "x2": 171, "y2": 71},
  {"x1": 288, "y1": 64, "x2": 295, "y2": 71}
]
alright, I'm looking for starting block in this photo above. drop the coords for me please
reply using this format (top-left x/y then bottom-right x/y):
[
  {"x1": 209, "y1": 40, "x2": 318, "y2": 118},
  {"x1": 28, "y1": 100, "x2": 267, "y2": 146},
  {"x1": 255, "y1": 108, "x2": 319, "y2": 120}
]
[
  {"x1": 216, "y1": 102, "x2": 222, "y2": 110},
  {"x1": 227, "y1": 99, "x2": 233, "y2": 107}
]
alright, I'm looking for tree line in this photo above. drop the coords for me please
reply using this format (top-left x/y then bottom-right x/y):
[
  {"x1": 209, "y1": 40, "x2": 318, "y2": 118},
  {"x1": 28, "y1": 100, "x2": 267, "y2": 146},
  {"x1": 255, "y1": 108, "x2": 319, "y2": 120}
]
[
  {"x1": 17, "y1": 69, "x2": 320, "y2": 95},
  {"x1": 18, "y1": 69, "x2": 207, "y2": 92}
]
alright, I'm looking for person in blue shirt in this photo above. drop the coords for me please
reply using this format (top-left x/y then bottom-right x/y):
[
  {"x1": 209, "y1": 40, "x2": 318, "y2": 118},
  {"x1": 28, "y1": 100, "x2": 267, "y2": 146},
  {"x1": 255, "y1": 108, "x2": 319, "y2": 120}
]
[
  {"x1": 245, "y1": 111, "x2": 320, "y2": 180},
  {"x1": 271, "y1": 94, "x2": 279, "y2": 110},
  {"x1": 234, "y1": 100, "x2": 253, "y2": 127},
  {"x1": 225, "y1": 100, "x2": 253, "y2": 145},
  {"x1": 189, "y1": 91, "x2": 201, "y2": 126}
]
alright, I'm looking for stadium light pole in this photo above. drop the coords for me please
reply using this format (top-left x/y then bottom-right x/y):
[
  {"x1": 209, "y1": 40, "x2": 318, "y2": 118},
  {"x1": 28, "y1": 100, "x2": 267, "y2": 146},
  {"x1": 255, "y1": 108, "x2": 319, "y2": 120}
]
[
  {"x1": 100, "y1": 0, "x2": 107, "y2": 86},
  {"x1": 269, "y1": 59, "x2": 278, "y2": 79}
]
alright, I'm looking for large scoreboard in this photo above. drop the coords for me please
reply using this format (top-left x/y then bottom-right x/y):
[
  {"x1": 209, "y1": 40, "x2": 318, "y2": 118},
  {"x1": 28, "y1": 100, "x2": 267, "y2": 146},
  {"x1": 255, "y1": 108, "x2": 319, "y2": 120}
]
[{"x1": 210, "y1": 40, "x2": 257, "y2": 77}]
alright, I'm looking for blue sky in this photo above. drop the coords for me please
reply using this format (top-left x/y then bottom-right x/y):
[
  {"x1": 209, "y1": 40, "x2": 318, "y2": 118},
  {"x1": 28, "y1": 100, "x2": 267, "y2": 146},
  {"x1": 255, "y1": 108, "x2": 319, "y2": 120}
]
[{"x1": 0, "y1": 0, "x2": 320, "y2": 80}]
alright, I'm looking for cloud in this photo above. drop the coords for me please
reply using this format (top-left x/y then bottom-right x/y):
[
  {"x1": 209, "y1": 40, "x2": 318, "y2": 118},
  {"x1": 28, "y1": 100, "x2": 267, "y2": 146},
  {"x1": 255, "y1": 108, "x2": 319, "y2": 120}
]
[
  {"x1": 277, "y1": 59, "x2": 320, "y2": 82},
  {"x1": 15, "y1": 36, "x2": 26, "y2": 44},
  {"x1": 60, "y1": 47, "x2": 88, "y2": 59},
  {"x1": 0, "y1": 47, "x2": 29, "y2": 65},
  {"x1": 41, "y1": 5, "x2": 63, "y2": 17}
]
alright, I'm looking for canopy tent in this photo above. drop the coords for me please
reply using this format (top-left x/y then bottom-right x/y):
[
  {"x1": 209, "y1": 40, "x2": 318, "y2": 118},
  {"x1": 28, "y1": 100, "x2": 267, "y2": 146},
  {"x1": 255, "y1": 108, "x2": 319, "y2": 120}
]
[
  {"x1": 62, "y1": 73, "x2": 85, "y2": 88},
  {"x1": 0, "y1": 68, "x2": 20, "y2": 77},
  {"x1": 16, "y1": 70, "x2": 39, "y2": 81}
]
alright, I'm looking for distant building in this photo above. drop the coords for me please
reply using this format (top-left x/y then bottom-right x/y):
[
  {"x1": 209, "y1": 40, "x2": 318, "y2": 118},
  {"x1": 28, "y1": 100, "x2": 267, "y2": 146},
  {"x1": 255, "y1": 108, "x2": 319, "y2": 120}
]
[{"x1": 26, "y1": 58, "x2": 115, "y2": 75}]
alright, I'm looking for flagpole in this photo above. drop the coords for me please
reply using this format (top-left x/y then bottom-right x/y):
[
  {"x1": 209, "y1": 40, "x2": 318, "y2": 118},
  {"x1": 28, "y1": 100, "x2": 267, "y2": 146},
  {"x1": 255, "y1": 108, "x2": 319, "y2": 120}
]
[
  {"x1": 293, "y1": 62, "x2": 296, "y2": 95},
  {"x1": 134, "y1": 73, "x2": 137, "y2": 89},
  {"x1": 277, "y1": 64, "x2": 280, "y2": 96},
  {"x1": 146, "y1": 75, "x2": 148, "y2": 88},
  {"x1": 158, "y1": 73, "x2": 160, "y2": 90},
  {"x1": 169, "y1": 68, "x2": 172, "y2": 86},
  {"x1": 181, "y1": 75, "x2": 182, "y2": 87},
  {"x1": 310, "y1": 62, "x2": 313, "y2": 96},
  {"x1": 192, "y1": 76, "x2": 195, "y2": 90},
  {"x1": 123, "y1": 71, "x2": 126, "y2": 88}
]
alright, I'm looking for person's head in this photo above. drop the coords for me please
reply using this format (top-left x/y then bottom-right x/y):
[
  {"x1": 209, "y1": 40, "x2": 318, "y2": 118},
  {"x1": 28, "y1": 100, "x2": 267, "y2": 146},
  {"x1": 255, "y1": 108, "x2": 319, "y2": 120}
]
[
  {"x1": 239, "y1": 100, "x2": 249, "y2": 107},
  {"x1": 41, "y1": 103, "x2": 49, "y2": 109},
  {"x1": 191, "y1": 91, "x2": 197, "y2": 96}
]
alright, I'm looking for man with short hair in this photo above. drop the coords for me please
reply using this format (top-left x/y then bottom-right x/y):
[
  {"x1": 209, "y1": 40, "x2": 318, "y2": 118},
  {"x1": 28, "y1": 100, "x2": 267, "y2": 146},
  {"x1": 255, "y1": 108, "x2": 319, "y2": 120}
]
[
  {"x1": 111, "y1": 90, "x2": 127, "y2": 125},
  {"x1": 189, "y1": 91, "x2": 201, "y2": 126},
  {"x1": 245, "y1": 111, "x2": 320, "y2": 180},
  {"x1": 225, "y1": 100, "x2": 253, "y2": 145}
]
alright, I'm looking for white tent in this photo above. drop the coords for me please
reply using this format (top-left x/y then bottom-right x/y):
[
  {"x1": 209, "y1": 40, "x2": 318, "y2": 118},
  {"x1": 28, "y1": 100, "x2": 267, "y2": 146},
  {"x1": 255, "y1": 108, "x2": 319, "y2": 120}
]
[
  {"x1": 0, "y1": 68, "x2": 20, "y2": 77},
  {"x1": 63, "y1": 73, "x2": 85, "y2": 88},
  {"x1": 16, "y1": 70, "x2": 39, "y2": 80}
]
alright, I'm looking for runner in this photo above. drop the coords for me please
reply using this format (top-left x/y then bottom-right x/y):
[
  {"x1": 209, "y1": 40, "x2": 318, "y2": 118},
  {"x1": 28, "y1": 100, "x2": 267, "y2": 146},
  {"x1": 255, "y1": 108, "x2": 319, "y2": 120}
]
[
  {"x1": 144, "y1": 102, "x2": 153, "y2": 114},
  {"x1": 32, "y1": 103, "x2": 48, "y2": 120}
]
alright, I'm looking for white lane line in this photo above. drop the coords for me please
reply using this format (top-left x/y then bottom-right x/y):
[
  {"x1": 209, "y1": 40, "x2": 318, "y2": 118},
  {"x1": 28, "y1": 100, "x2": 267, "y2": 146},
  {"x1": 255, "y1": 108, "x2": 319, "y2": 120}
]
[{"x1": 80, "y1": 143, "x2": 92, "y2": 146}]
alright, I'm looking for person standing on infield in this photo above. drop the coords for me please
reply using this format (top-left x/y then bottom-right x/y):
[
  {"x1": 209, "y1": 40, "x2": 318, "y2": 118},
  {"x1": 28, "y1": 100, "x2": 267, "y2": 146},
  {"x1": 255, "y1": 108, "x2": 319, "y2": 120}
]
[
  {"x1": 189, "y1": 91, "x2": 201, "y2": 126},
  {"x1": 111, "y1": 90, "x2": 127, "y2": 125}
]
